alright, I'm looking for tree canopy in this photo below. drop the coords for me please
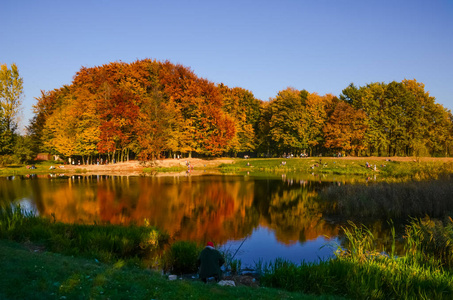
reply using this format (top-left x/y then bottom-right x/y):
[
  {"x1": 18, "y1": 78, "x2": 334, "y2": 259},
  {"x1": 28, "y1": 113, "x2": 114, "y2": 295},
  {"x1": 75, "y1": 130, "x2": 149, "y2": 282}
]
[{"x1": 26, "y1": 59, "x2": 453, "y2": 161}]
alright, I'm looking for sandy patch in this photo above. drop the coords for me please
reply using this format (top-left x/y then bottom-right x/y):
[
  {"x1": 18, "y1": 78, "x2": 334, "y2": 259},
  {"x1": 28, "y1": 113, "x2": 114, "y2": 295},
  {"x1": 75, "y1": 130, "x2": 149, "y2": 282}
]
[{"x1": 56, "y1": 158, "x2": 236, "y2": 174}]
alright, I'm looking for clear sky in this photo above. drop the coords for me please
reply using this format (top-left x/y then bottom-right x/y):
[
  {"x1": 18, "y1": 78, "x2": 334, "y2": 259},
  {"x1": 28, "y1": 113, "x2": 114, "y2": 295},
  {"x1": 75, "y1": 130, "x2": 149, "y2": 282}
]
[{"x1": 2, "y1": 0, "x2": 453, "y2": 129}]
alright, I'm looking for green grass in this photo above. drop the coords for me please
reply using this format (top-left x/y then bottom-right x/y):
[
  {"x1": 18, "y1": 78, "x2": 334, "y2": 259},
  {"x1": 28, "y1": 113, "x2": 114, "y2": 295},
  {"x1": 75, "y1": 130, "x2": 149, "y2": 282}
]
[
  {"x1": 154, "y1": 166, "x2": 187, "y2": 172},
  {"x1": 0, "y1": 239, "x2": 337, "y2": 300},
  {"x1": 3, "y1": 158, "x2": 453, "y2": 181}
]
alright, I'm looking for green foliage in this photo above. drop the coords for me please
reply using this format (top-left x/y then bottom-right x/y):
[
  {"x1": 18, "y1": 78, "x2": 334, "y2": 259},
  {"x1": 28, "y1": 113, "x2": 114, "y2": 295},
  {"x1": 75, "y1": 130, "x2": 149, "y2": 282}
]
[
  {"x1": 163, "y1": 240, "x2": 202, "y2": 274},
  {"x1": 0, "y1": 154, "x2": 18, "y2": 167},
  {"x1": 341, "y1": 80, "x2": 453, "y2": 157},
  {"x1": 13, "y1": 134, "x2": 36, "y2": 163}
]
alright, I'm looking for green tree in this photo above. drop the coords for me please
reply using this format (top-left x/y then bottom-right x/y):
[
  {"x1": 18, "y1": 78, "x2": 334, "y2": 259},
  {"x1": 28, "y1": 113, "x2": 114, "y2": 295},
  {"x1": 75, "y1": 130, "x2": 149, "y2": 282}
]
[
  {"x1": 268, "y1": 88, "x2": 310, "y2": 155},
  {"x1": 13, "y1": 135, "x2": 35, "y2": 163}
]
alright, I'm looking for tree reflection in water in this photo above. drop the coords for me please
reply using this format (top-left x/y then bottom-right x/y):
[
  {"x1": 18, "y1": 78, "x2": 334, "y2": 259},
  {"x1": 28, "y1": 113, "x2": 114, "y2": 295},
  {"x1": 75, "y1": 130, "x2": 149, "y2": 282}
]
[{"x1": 1, "y1": 174, "x2": 348, "y2": 264}]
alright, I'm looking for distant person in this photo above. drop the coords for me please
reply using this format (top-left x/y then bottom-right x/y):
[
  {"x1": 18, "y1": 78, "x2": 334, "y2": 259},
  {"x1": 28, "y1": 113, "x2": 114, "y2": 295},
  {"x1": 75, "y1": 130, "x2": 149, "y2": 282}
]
[{"x1": 197, "y1": 242, "x2": 225, "y2": 283}]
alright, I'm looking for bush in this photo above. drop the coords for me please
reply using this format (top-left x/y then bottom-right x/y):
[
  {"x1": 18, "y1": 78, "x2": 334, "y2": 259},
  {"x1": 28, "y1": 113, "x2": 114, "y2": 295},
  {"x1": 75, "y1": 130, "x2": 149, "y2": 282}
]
[
  {"x1": 163, "y1": 241, "x2": 201, "y2": 274},
  {"x1": 0, "y1": 155, "x2": 18, "y2": 167}
]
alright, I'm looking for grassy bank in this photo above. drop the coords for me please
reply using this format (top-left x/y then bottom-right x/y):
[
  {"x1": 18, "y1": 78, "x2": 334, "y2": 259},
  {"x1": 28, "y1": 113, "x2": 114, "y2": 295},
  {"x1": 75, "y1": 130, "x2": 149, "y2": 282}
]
[
  {"x1": 0, "y1": 161, "x2": 64, "y2": 176},
  {"x1": 220, "y1": 157, "x2": 453, "y2": 180},
  {"x1": 0, "y1": 206, "x2": 168, "y2": 264},
  {"x1": 0, "y1": 239, "x2": 330, "y2": 300},
  {"x1": 0, "y1": 206, "x2": 336, "y2": 299}
]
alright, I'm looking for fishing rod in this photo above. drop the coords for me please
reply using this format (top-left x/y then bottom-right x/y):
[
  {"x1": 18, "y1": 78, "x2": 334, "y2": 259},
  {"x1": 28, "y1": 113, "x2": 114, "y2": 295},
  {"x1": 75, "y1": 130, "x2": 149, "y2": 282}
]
[{"x1": 231, "y1": 236, "x2": 248, "y2": 260}]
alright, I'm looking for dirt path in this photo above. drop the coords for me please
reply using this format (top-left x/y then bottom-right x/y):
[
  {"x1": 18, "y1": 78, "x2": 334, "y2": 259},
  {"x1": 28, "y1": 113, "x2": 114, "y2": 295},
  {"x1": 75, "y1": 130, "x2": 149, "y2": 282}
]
[{"x1": 59, "y1": 158, "x2": 236, "y2": 174}]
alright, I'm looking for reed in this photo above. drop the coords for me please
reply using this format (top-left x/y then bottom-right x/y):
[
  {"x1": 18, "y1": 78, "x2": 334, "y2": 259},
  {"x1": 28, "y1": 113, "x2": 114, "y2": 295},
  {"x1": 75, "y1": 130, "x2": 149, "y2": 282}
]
[
  {"x1": 404, "y1": 217, "x2": 453, "y2": 269},
  {"x1": 318, "y1": 177, "x2": 453, "y2": 220}
]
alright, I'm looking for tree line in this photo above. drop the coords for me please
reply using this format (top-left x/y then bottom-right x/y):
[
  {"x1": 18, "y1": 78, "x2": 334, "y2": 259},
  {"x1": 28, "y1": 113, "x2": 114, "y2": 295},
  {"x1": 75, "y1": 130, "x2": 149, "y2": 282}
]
[{"x1": 1, "y1": 59, "x2": 452, "y2": 164}]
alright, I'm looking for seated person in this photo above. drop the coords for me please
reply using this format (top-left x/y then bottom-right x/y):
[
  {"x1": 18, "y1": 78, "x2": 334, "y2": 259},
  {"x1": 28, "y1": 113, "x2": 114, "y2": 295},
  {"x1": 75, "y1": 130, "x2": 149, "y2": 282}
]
[{"x1": 197, "y1": 242, "x2": 225, "y2": 283}]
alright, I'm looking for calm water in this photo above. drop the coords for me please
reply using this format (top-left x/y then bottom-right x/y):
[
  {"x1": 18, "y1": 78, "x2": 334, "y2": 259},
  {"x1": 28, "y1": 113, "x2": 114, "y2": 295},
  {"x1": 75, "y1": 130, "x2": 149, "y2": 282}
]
[{"x1": 1, "y1": 173, "x2": 354, "y2": 267}]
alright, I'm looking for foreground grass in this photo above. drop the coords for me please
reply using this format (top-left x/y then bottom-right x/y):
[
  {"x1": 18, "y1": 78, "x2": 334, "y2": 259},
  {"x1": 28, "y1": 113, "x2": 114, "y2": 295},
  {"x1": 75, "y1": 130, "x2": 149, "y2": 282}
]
[{"x1": 0, "y1": 239, "x2": 335, "y2": 300}]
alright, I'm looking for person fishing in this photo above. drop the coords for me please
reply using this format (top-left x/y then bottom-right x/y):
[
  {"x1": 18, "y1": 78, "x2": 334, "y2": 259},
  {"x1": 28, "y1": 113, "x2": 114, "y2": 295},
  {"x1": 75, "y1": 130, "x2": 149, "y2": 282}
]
[{"x1": 197, "y1": 241, "x2": 225, "y2": 283}]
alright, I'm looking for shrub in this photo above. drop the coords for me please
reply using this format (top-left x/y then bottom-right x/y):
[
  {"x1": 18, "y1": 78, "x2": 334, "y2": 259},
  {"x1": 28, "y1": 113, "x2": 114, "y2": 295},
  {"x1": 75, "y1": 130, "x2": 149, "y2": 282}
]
[{"x1": 163, "y1": 241, "x2": 201, "y2": 274}]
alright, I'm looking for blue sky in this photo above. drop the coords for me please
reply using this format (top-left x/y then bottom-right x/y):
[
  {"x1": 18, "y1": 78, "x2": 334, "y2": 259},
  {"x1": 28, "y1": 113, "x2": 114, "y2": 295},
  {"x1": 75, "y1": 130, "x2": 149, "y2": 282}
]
[{"x1": 2, "y1": 0, "x2": 453, "y2": 129}]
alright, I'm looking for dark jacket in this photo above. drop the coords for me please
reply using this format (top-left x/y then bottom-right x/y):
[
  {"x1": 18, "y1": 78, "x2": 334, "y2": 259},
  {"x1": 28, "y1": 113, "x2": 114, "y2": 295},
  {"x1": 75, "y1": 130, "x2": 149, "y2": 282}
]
[{"x1": 197, "y1": 246, "x2": 225, "y2": 279}]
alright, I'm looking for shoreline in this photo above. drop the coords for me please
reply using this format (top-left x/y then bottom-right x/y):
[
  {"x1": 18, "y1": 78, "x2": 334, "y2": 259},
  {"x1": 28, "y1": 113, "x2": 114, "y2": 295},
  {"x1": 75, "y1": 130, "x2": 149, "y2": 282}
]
[{"x1": 2, "y1": 156, "x2": 453, "y2": 177}]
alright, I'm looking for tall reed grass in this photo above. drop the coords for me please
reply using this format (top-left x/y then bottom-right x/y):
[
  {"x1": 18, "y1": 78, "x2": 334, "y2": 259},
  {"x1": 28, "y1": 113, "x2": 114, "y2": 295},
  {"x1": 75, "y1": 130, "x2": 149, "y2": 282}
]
[
  {"x1": 260, "y1": 219, "x2": 453, "y2": 299},
  {"x1": 318, "y1": 177, "x2": 453, "y2": 221},
  {"x1": 405, "y1": 217, "x2": 453, "y2": 269}
]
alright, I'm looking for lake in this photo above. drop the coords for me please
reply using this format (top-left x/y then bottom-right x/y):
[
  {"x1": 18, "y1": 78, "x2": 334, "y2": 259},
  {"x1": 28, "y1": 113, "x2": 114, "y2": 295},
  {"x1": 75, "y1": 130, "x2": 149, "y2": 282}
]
[{"x1": 1, "y1": 173, "x2": 381, "y2": 267}]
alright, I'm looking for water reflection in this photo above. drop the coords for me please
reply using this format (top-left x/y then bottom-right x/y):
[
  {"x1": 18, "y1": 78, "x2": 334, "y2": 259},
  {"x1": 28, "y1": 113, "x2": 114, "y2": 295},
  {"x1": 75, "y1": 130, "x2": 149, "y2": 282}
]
[{"x1": 1, "y1": 174, "x2": 346, "y2": 264}]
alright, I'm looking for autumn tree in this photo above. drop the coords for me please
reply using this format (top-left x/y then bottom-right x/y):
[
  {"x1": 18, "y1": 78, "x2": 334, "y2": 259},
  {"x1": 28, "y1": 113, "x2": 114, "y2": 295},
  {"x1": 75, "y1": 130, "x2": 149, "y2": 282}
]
[
  {"x1": 158, "y1": 62, "x2": 235, "y2": 156},
  {"x1": 219, "y1": 84, "x2": 262, "y2": 156},
  {"x1": 35, "y1": 59, "x2": 237, "y2": 160},
  {"x1": 41, "y1": 86, "x2": 79, "y2": 158},
  {"x1": 0, "y1": 63, "x2": 23, "y2": 154},
  {"x1": 304, "y1": 93, "x2": 337, "y2": 155},
  {"x1": 323, "y1": 101, "x2": 367, "y2": 156}
]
